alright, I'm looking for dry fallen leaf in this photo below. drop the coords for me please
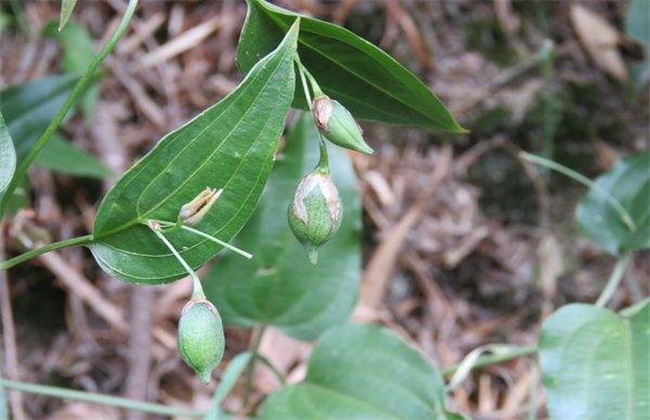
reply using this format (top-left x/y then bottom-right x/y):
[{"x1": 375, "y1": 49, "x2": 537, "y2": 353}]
[{"x1": 570, "y1": 4, "x2": 628, "y2": 81}]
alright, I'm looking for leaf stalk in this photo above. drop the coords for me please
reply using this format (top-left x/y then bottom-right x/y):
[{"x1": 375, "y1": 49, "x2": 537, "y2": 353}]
[
  {"x1": 519, "y1": 151, "x2": 636, "y2": 231},
  {"x1": 595, "y1": 253, "x2": 630, "y2": 308}
]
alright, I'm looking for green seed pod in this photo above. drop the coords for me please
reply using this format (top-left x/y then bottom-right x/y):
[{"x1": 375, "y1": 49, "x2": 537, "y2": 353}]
[
  {"x1": 178, "y1": 298, "x2": 225, "y2": 383},
  {"x1": 288, "y1": 170, "x2": 342, "y2": 264},
  {"x1": 311, "y1": 95, "x2": 373, "y2": 155}
]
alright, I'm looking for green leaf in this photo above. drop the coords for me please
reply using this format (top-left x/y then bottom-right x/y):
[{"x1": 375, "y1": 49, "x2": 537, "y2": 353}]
[
  {"x1": 0, "y1": 74, "x2": 78, "y2": 163},
  {"x1": 0, "y1": 111, "x2": 16, "y2": 193},
  {"x1": 0, "y1": 176, "x2": 29, "y2": 216},
  {"x1": 237, "y1": 0, "x2": 463, "y2": 133},
  {"x1": 261, "y1": 324, "x2": 462, "y2": 419},
  {"x1": 205, "y1": 351, "x2": 253, "y2": 420},
  {"x1": 59, "y1": 0, "x2": 78, "y2": 31},
  {"x1": 205, "y1": 113, "x2": 360, "y2": 340},
  {"x1": 575, "y1": 153, "x2": 650, "y2": 255},
  {"x1": 35, "y1": 134, "x2": 111, "y2": 179},
  {"x1": 89, "y1": 22, "x2": 300, "y2": 284},
  {"x1": 43, "y1": 20, "x2": 98, "y2": 120},
  {"x1": 626, "y1": 0, "x2": 650, "y2": 93},
  {"x1": 540, "y1": 302, "x2": 650, "y2": 420}
]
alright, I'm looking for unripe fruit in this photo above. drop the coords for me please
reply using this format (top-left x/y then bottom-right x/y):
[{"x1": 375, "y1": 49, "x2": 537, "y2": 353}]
[
  {"x1": 288, "y1": 170, "x2": 342, "y2": 264},
  {"x1": 311, "y1": 95, "x2": 373, "y2": 155},
  {"x1": 178, "y1": 298, "x2": 225, "y2": 383}
]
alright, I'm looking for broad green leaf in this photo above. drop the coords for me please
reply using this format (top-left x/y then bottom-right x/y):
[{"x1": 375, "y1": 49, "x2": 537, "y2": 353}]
[
  {"x1": 540, "y1": 302, "x2": 650, "y2": 420},
  {"x1": 237, "y1": 0, "x2": 463, "y2": 133},
  {"x1": 36, "y1": 134, "x2": 111, "y2": 179},
  {"x1": 626, "y1": 0, "x2": 650, "y2": 93},
  {"x1": 0, "y1": 74, "x2": 77, "y2": 162},
  {"x1": 575, "y1": 153, "x2": 650, "y2": 255},
  {"x1": 261, "y1": 324, "x2": 462, "y2": 419},
  {"x1": 0, "y1": 111, "x2": 16, "y2": 193},
  {"x1": 0, "y1": 176, "x2": 29, "y2": 216},
  {"x1": 89, "y1": 22, "x2": 299, "y2": 284},
  {"x1": 0, "y1": 74, "x2": 106, "y2": 179},
  {"x1": 59, "y1": 0, "x2": 78, "y2": 31},
  {"x1": 44, "y1": 20, "x2": 98, "y2": 120},
  {"x1": 205, "y1": 113, "x2": 360, "y2": 340},
  {"x1": 205, "y1": 351, "x2": 253, "y2": 420}
]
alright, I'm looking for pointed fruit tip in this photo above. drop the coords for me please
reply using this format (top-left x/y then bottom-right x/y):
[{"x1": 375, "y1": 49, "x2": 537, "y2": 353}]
[
  {"x1": 198, "y1": 369, "x2": 212, "y2": 383},
  {"x1": 306, "y1": 246, "x2": 319, "y2": 265}
]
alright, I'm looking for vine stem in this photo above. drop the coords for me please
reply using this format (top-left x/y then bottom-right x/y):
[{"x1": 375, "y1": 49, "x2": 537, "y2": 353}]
[
  {"x1": 518, "y1": 151, "x2": 636, "y2": 231},
  {"x1": 243, "y1": 324, "x2": 268, "y2": 409},
  {"x1": 595, "y1": 253, "x2": 630, "y2": 307},
  {"x1": 0, "y1": 0, "x2": 140, "y2": 217},
  {"x1": 0, "y1": 235, "x2": 93, "y2": 270},
  {"x1": 0, "y1": 379, "x2": 204, "y2": 418},
  {"x1": 441, "y1": 345, "x2": 538, "y2": 377}
]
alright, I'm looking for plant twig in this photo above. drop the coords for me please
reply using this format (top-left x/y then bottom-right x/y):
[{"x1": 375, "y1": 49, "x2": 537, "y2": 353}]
[
  {"x1": 595, "y1": 254, "x2": 630, "y2": 307},
  {"x1": 0, "y1": 0, "x2": 140, "y2": 217},
  {"x1": 0, "y1": 235, "x2": 93, "y2": 270},
  {"x1": 0, "y1": 379, "x2": 204, "y2": 418}
]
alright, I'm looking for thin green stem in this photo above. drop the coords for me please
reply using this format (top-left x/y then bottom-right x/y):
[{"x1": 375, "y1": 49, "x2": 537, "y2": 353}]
[
  {"x1": 0, "y1": 0, "x2": 140, "y2": 217},
  {"x1": 296, "y1": 59, "x2": 323, "y2": 97},
  {"x1": 596, "y1": 254, "x2": 630, "y2": 307},
  {"x1": 539, "y1": 40, "x2": 558, "y2": 179},
  {"x1": 0, "y1": 235, "x2": 93, "y2": 270},
  {"x1": 0, "y1": 379, "x2": 204, "y2": 418},
  {"x1": 157, "y1": 221, "x2": 252, "y2": 260},
  {"x1": 255, "y1": 354, "x2": 286, "y2": 386},
  {"x1": 519, "y1": 151, "x2": 636, "y2": 231},
  {"x1": 317, "y1": 135, "x2": 330, "y2": 174},
  {"x1": 147, "y1": 223, "x2": 204, "y2": 298},
  {"x1": 296, "y1": 59, "x2": 313, "y2": 106},
  {"x1": 295, "y1": 59, "x2": 329, "y2": 174},
  {"x1": 243, "y1": 325, "x2": 267, "y2": 409},
  {"x1": 441, "y1": 345, "x2": 538, "y2": 377},
  {"x1": 179, "y1": 224, "x2": 253, "y2": 259}
]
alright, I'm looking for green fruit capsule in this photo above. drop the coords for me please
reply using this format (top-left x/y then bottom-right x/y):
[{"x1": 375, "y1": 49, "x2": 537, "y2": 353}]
[
  {"x1": 311, "y1": 95, "x2": 373, "y2": 155},
  {"x1": 288, "y1": 170, "x2": 342, "y2": 265},
  {"x1": 178, "y1": 298, "x2": 225, "y2": 383}
]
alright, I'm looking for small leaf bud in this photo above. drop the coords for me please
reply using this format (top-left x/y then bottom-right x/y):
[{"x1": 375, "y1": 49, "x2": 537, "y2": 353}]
[
  {"x1": 179, "y1": 188, "x2": 222, "y2": 225},
  {"x1": 288, "y1": 170, "x2": 342, "y2": 264},
  {"x1": 178, "y1": 298, "x2": 225, "y2": 383},
  {"x1": 311, "y1": 95, "x2": 373, "y2": 155}
]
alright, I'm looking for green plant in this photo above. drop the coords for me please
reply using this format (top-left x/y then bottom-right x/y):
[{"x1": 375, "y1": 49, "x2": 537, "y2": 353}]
[{"x1": 1, "y1": 1, "x2": 648, "y2": 419}]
